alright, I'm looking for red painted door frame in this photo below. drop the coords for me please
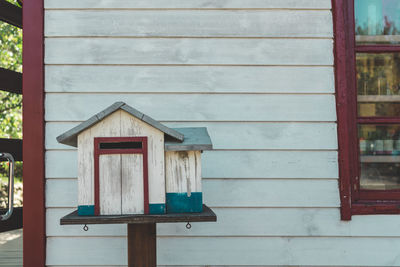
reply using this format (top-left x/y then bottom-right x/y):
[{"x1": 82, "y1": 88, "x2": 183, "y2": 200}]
[
  {"x1": 94, "y1": 137, "x2": 149, "y2": 215},
  {"x1": 22, "y1": 0, "x2": 45, "y2": 266}
]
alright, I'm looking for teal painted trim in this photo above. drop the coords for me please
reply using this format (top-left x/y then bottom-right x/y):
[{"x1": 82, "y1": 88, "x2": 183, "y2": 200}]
[
  {"x1": 149, "y1": 203, "x2": 166, "y2": 214},
  {"x1": 166, "y1": 192, "x2": 203, "y2": 213},
  {"x1": 78, "y1": 205, "x2": 95, "y2": 216}
]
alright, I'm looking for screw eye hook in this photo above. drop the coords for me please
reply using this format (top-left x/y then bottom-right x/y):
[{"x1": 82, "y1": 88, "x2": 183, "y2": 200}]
[
  {"x1": 186, "y1": 222, "x2": 191, "y2": 229},
  {"x1": 83, "y1": 224, "x2": 89, "y2": 231}
]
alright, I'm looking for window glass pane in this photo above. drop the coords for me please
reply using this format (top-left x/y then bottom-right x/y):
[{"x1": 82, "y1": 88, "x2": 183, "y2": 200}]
[
  {"x1": 357, "y1": 53, "x2": 400, "y2": 116},
  {"x1": 359, "y1": 124, "x2": 400, "y2": 190},
  {"x1": 355, "y1": 0, "x2": 400, "y2": 44}
]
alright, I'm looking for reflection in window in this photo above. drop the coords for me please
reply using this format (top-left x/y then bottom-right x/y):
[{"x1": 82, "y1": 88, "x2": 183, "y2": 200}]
[{"x1": 355, "y1": 0, "x2": 400, "y2": 44}]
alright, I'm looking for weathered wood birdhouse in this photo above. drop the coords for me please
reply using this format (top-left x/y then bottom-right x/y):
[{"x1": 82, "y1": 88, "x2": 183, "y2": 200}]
[{"x1": 56, "y1": 102, "x2": 212, "y2": 216}]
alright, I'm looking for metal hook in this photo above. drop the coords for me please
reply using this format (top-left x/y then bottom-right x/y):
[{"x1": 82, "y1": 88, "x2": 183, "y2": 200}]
[
  {"x1": 186, "y1": 222, "x2": 191, "y2": 229},
  {"x1": 83, "y1": 224, "x2": 89, "y2": 231}
]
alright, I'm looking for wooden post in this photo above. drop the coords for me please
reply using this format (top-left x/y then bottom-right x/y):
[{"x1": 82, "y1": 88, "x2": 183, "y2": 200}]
[{"x1": 127, "y1": 223, "x2": 156, "y2": 267}]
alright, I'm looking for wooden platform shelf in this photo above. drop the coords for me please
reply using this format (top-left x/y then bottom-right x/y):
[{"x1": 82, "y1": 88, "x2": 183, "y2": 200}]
[
  {"x1": 60, "y1": 205, "x2": 217, "y2": 267},
  {"x1": 61, "y1": 204, "x2": 216, "y2": 225}
]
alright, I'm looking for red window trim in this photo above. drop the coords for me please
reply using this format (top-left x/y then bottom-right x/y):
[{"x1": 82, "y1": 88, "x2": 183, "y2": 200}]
[
  {"x1": 22, "y1": 0, "x2": 46, "y2": 265},
  {"x1": 93, "y1": 137, "x2": 149, "y2": 215},
  {"x1": 333, "y1": 0, "x2": 400, "y2": 220}
]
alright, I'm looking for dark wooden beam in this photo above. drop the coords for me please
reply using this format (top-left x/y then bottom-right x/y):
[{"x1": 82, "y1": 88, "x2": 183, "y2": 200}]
[
  {"x1": 23, "y1": 0, "x2": 45, "y2": 264},
  {"x1": 0, "y1": 207, "x2": 23, "y2": 233},
  {"x1": 0, "y1": 0, "x2": 22, "y2": 28},
  {"x1": 0, "y1": 68, "x2": 22, "y2": 94},
  {"x1": 128, "y1": 223, "x2": 156, "y2": 267},
  {"x1": 0, "y1": 138, "x2": 22, "y2": 161}
]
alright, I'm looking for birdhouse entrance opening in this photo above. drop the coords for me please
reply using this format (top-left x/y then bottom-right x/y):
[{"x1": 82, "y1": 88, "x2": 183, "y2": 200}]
[
  {"x1": 94, "y1": 137, "x2": 149, "y2": 216},
  {"x1": 99, "y1": 141, "x2": 142, "y2": 150}
]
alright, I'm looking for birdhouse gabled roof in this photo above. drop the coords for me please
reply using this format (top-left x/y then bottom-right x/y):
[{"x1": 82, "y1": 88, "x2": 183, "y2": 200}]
[{"x1": 56, "y1": 102, "x2": 184, "y2": 147}]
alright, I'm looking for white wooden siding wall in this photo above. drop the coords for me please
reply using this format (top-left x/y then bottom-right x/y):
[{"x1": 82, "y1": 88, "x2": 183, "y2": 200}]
[{"x1": 43, "y1": 0, "x2": 400, "y2": 266}]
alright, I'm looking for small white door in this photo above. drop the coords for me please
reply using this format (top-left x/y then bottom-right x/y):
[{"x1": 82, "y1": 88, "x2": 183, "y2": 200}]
[{"x1": 96, "y1": 137, "x2": 148, "y2": 215}]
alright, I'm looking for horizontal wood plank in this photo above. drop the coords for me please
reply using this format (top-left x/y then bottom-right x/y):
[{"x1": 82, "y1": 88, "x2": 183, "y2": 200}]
[
  {"x1": 44, "y1": 94, "x2": 337, "y2": 122},
  {"x1": 46, "y1": 179, "x2": 77, "y2": 208},
  {"x1": 46, "y1": 122, "x2": 338, "y2": 150},
  {"x1": 46, "y1": 236, "x2": 400, "y2": 266},
  {"x1": 45, "y1": 150, "x2": 338, "y2": 179},
  {"x1": 45, "y1": 178, "x2": 339, "y2": 208},
  {"x1": 44, "y1": 38, "x2": 333, "y2": 65},
  {"x1": 202, "y1": 151, "x2": 338, "y2": 179},
  {"x1": 47, "y1": 207, "x2": 400, "y2": 237},
  {"x1": 45, "y1": 65, "x2": 334, "y2": 94},
  {"x1": 44, "y1": 0, "x2": 332, "y2": 9},
  {"x1": 45, "y1": 10, "x2": 332, "y2": 38},
  {"x1": 0, "y1": 230, "x2": 22, "y2": 266}
]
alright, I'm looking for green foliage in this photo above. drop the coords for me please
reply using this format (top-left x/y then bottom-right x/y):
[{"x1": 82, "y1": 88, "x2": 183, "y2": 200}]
[
  {"x1": 0, "y1": 0, "x2": 22, "y2": 140},
  {"x1": 0, "y1": 0, "x2": 23, "y2": 207}
]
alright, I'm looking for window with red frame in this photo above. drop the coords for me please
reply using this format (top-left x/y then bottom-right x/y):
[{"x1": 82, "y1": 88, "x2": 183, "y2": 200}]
[{"x1": 334, "y1": 0, "x2": 400, "y2": 219}]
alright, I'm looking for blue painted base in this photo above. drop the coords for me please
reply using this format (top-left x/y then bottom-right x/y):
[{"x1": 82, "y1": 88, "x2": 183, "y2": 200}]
[
  {"x1": 149, "y1": 203, "x2": 166, "y2": 214},
  {"x1": 78, "y1": 204, "x2": 165, "y2": 216},
  {"x1": 166, "y1": 192, "x2": 203, "y2": 213},
  {"x1": 78, "y1": 205, "x2": 95, "y2": 216}
]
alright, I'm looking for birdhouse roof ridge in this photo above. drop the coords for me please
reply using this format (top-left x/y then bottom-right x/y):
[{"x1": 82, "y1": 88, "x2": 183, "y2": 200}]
[{"x1": 56, "y1": 101, "x2": 185, "y2": 147}]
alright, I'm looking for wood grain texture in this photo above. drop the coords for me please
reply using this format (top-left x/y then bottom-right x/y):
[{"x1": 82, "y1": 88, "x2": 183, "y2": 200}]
[
  {"x1": 77, "y1": 130, "x2": 92, "y2": 206},
  {"x1": 76, "y1": 109, "x2": 165, "y2": 209},
  {"x1": 201, "y1": 151, "x2": 338, "y2": 179},
  {"x1": 45, "y1": 10, "x2": 332, "y2": 37},
  {"x1": 166, "y1": 122, "x2": 338, "y2": 150},
  {"x1": 23, "y1": 0, "x2": 45, "y2": 265},
  {"x1": 99, "y1": 155, "x2": 122, "y2": 215},
  {"x1": 44, "y1": 38, "x2": 333, "y2": 65},
  {"x1": 43, "y1": 2, "x2": 341, "y2": 266},
  {"x1": 57, "y1": 101, "x2": 183, "y2": 146},
  {"x1": 165, "y1": 151, "x2": 201, "y2": 194},
  {"x1": 46, "y1": 236, "x2": 400, "y2": 266},
  {"x1": 165, "y1": 127, "x2": 212, "y2": 152},
  {"x1": 44, "y1": 0, "x2": 332, "y2": 9},
  {"x1": 45, "y1": 179, "x2": 77, "y2": 208},
  {"x1": 202, "y1": 179, "x2": 339, "y2": 207},
  {"x1": 0, "y1": 229, "x2": 22, "y2": 266},
  {"x1": 47, "y1": 207, "x2": 400, "y2": 237},
  {"x1": 45, "y1": 94, "x2": 337, "y2": 122},
  {"x1": 121, "y1": 154, "x2": 144, "y2": 214},
  {"x1": 60, "y1": 205, "x2": 216, "y2": 225},
  {"x1": 45, "y1": 66, "x2": 334, "y2": 94},
  {"x1": 46, "y1": 150, "x2": 338, "y2": 179},
  {"x1": 45, "y1": 179, "x2": 339, "y2": 208},
  {"x1": 120, "y1": 110, "x2": 165, "y2": 204},
  {"x1": 46, "y1": 122, "x2": 338, "y2": 150},
  {"x1": 127, "y1": 224, "x2": 156, "y2": 267},
  {"x1": 77, "y1": 111, "x2": 121, "y2": 207},
  {"x1": 332, "y1": 0, "x2": 358, "y2": 220}
]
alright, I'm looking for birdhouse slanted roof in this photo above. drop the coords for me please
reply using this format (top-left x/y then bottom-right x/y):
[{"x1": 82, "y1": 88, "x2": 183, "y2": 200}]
[
  {"x1": 56, "y1": 102, "x2": 213, "y2": 151},
  {"x1": 165, "y1": 127, "x2": 212, "y2": 151},
  {"x1": 56, "y1": 101, "x2": 184, "y2": 147}
]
